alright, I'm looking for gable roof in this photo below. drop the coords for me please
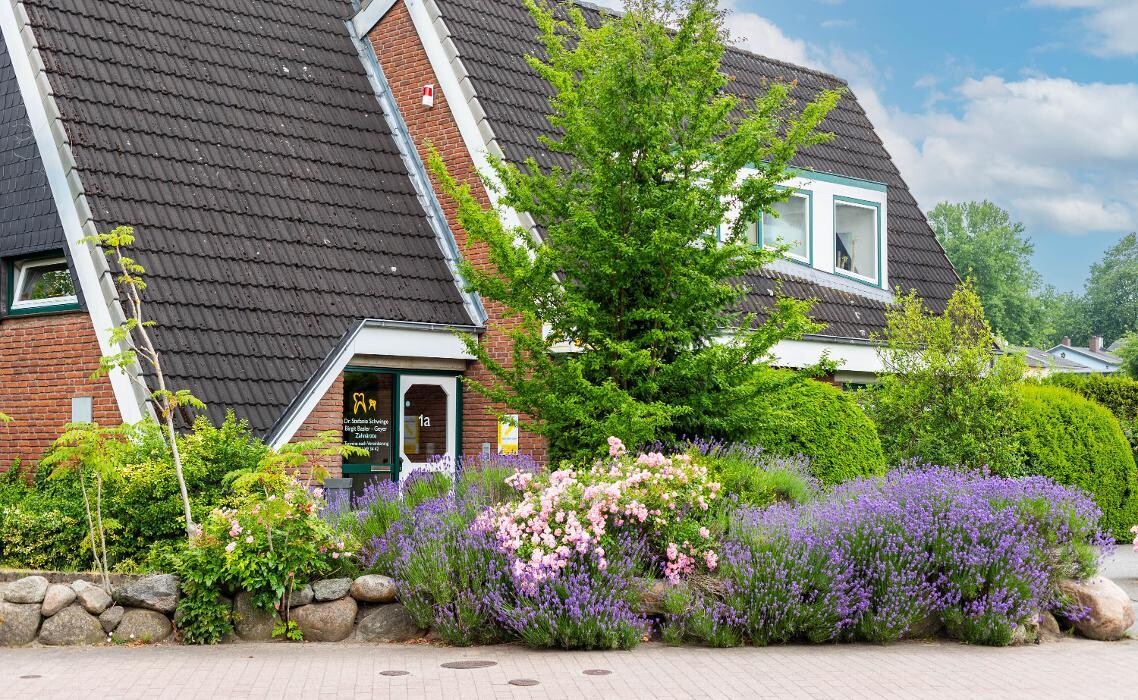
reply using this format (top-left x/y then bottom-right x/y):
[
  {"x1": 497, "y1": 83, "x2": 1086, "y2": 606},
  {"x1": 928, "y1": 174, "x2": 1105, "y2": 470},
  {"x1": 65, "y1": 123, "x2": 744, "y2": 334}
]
[
  {"x1": 1046, "y1": 344, "x2": 1122, "y2": 367},
  {"x1": 0, "y1": 37, "x2": 66, "y2": 259},
  {"x1": 12, "y1": 0, "x2": 476, "y2": 433},
  {"x1": 431, "y1": 0, "x2": 960, "y2": 340},
  {"x1": 1016, "y1": 345, "x2": 1092, "y2": 373}
]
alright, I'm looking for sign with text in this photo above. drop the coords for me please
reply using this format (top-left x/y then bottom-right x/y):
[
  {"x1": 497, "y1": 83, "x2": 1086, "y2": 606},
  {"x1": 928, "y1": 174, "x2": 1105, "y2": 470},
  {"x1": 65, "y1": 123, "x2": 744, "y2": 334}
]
[
  {"x1": 498, "y1": 415, "x2": 519, "y2": 455},
  {"x1": 342, "y1": 372, "x2": 394, "y2": 466}
]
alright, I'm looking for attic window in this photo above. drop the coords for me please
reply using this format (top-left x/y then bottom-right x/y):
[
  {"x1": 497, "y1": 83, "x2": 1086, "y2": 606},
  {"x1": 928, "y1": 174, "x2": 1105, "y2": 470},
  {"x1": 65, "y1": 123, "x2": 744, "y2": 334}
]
[
  {"x1": 9, "y1": 256, "x2": 78, "y2": 313},
  {"x1": 760, "y1": 191, "x2": 811, "y2": 262},
  {"x1": 833, "y1": 198, "x2": 880, "y2": 285}
]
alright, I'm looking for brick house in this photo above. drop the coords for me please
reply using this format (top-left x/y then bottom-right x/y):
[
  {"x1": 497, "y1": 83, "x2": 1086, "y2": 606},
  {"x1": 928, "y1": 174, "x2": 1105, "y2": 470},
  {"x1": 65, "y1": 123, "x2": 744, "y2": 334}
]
[{"x1": 0, "y1": 0, "x2": 958, "y2": 493}]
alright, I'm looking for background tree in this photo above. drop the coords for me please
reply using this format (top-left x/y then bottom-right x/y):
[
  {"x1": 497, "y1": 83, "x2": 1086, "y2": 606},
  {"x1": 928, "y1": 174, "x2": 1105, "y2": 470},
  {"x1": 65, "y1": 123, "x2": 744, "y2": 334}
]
[
  {"x1": 430, "y1": 0, "x2": 839, "y2": 459},
  {"x1": 1117, "y1": 332, "x2": 1138, "y2": 378},
  {"x1": 928, "y1": 201, "x2": 1045, "y2": 345},
  {"x1": 860, "y1": 281, "x2": 1026, "y2": 471},
  {"x1": 1083, "y1": 232, "x2": 1138, "y2": 346}
]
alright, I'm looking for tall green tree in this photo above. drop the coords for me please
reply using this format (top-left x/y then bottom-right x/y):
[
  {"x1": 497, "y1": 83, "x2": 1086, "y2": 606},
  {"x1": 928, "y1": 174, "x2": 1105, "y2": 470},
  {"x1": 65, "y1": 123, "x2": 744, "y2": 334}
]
[
  {"x1": 1117, "y1": 332, "x2": 1138, "y2": 379},
  {"x1": 927, "y1": 201, "x2": 1045, "y2": 345},
  {"x1": 430, "y1": 0, "x2": 839, "y2": 459},
  {"x1": 1084, "y1": 232, "x2": 1138, "y2": 346}
]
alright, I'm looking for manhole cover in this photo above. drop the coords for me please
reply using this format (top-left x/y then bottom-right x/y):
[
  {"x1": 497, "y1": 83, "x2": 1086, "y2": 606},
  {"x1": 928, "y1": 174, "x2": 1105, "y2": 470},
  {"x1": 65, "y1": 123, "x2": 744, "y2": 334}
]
[
  {"x1": 583, "y1": 669, "x2": 612, "y2": 676},
  {"x1": 441, "y1": 660, "x2": 497, "y2": 670},
  {"x1": 19, "y1": 675, "x2": 41, "y2": 680},
  {"x1": 508, "y1": 679, "x2": 540, "y2": 687},
  {"x1": 379, "y1": 670, "x2": 410, "y2": 677}
]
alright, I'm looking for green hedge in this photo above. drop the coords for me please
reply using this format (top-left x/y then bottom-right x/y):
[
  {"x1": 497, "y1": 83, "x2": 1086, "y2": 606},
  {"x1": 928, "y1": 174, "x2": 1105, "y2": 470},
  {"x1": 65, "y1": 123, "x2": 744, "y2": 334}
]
[
  {"x1": 744, "y1": 375, "x2": 886, "y2": 485},
  {"x1": 1016, "y1": 384, "x2": 1138, "y2": 539},
  {"x1": 1046, "y1": 373, "x2": 1138, "y2": 457}
]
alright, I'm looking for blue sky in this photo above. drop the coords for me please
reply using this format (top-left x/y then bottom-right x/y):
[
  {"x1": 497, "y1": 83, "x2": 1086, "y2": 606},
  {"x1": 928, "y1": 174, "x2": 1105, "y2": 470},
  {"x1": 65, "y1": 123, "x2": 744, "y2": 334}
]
[{"x1": 593, "y1": 0, "x2": 1138, "y2": 292}]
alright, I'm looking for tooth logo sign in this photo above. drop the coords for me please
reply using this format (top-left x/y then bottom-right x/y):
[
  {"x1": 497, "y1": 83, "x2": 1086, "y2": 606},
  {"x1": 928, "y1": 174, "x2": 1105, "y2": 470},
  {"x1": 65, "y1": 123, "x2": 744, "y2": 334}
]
[{"x1": 352, "y1": 393, "x2": 378, "y2": 415}]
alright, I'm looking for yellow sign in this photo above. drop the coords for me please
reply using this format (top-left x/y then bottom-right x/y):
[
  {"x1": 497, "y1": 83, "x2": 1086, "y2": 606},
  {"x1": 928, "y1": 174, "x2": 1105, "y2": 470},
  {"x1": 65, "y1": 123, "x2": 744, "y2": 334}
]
[{"x1": 498, "y1": 415, "x2": 519, "y2": 455}]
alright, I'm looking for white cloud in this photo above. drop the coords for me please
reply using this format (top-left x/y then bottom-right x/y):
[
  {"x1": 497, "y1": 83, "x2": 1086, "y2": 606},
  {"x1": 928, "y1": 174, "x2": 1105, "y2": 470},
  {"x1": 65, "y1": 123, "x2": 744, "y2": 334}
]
[{"x1": 1029, "y1": 0, "x2": 1138, "y2": 56}]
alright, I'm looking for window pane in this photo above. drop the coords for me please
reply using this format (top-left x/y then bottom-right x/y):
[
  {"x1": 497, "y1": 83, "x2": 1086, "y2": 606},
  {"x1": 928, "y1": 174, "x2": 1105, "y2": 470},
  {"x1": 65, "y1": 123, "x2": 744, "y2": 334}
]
[
  {"x1": 19, "y1": 262, "x2": 74, "y2": 301},
  {"x1": 402, "y1": 384, "x2": 448, "y2": 462},
  {"x1": 834, "y1": 203, "x2": 878, "y2": 280},
  {"x1": 763, "y1": 195, "x2": 809, "y2": 258},
  {"x1": 343, "y1": 372, "x2": 395, "y2": 466}
]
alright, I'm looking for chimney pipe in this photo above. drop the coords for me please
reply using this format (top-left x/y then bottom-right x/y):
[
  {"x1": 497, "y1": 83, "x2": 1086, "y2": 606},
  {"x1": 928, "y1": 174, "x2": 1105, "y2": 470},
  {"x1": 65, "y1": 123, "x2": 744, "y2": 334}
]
[
  {"x1": 1061, "y1": 336, "x2": 1071, "y2": 347},
  {"x1": 1090, "y1": 336, "x2": 1103, "y2": 353}
]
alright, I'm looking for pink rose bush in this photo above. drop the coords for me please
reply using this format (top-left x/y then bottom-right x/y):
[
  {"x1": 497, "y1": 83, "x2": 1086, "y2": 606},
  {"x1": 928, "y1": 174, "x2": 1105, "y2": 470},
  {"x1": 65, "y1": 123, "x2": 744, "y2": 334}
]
[{"x1": 478, "y1": 437, "x2": 723, "y2": 590}]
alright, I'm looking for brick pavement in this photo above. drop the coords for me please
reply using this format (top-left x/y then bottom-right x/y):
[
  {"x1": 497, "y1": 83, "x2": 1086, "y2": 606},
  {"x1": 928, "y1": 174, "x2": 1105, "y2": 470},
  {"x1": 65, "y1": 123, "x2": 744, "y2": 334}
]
[{"x1": 2, "y1": 637, "x2": 1136, "y2": 699}]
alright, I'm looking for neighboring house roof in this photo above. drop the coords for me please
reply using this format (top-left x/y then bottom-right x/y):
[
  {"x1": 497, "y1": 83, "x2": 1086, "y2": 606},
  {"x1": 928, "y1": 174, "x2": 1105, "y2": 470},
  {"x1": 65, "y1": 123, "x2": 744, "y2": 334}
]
[
  {"x1": 1107, "y1": 338, "x2": 1127, "y2": 353},
  {"x1": 431, "y1": 0, "x2": 960, "y2": 341},
  {"x1": 0, "y1": 38, "x2": 66, "y2": 258},
  {"x1": 1046, "y1": 344, "x2": 1123, "y2": 368},
  {"x1": 13, "y1": 0, "x2": 476, "y2": 433},
  {"x1": 1015, "y1": 346, "x2": 1091, "y2": 373}
]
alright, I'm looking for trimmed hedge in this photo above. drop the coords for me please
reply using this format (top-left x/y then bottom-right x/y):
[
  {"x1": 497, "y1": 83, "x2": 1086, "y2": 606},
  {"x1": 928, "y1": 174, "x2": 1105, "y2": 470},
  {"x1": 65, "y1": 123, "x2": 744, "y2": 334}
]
[
  {"x1": 745, "y1": 375, "x2": 886, "y2": 485},
  {"x1": 1016, "y1": 383, "x2": 1138, "y2": 539},
  {"x1": 1046, "y1": 373, "x2": 1138, "y2": 424}
]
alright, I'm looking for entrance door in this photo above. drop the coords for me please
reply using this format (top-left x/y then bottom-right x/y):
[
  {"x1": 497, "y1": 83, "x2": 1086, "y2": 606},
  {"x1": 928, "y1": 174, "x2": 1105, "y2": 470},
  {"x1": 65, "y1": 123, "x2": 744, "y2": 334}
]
[{"x1": 397, "y1": 375, "x2": 458, "y2": 483}]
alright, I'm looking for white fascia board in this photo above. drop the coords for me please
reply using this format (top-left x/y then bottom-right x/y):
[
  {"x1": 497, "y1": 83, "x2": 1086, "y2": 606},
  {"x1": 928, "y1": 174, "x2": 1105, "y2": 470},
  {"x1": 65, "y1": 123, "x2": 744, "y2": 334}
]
[
  {"x1": 0, "y1": 1, "x2": 146, "y2": 424},
  {"x1": 770, "y1": 337, "x2": 885, "y2": 375},
  {"x1": 267, "y1": 321, "x2": 477, "y2": 449},
  {"x1": 351, "y1": 0, "x2": 399, "y2": 36},
  {"x1": 402, "y1": 0, "x2": 532, "y2": 236}
]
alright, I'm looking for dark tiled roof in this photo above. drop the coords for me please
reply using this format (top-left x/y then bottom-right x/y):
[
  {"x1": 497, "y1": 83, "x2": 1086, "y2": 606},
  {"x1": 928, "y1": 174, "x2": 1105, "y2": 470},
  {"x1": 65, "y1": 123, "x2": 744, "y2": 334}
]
[
  {"x1": 21, "y1": 0, "x2": 473, "y2": 433},
  {"x1": 0, "y1": 38, "x2": 67, "y2": 258},
  {"x1": 433, "y1": 0, "x2": 960, "y2": 339}
]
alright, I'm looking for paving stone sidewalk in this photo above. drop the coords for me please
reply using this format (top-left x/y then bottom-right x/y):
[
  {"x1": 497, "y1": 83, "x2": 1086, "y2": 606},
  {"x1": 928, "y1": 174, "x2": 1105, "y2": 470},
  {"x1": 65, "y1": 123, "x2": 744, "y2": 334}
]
[{"x1": 2, "y1": 636, "x2": 1137, "y2": 700}]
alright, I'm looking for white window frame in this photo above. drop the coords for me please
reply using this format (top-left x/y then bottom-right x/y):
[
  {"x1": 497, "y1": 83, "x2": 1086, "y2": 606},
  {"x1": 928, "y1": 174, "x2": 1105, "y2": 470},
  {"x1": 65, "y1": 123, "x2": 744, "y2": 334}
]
[
  {"x1": 759, "y1": 189, "x2": 813, "y2": 264},
  {"x1": 832, "y1": 197, "x2": 882, "y2": 287},
  {"x1": 10, "y1": 256, "x2": 78, "y2": 311}
]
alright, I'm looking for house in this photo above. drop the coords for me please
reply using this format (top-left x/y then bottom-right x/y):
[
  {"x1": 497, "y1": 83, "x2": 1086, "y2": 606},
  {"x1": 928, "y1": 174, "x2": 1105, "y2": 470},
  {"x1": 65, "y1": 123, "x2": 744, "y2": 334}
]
[
  {"x1": 0, "y1": 0, "x2": 959, "y2": 492},
  {"x1": 1014, "y1": 345, "x2": 1095, "y2": 377},
  {"x1": 1044, "y1": 336, "x2": 1123, "y2": 374}
]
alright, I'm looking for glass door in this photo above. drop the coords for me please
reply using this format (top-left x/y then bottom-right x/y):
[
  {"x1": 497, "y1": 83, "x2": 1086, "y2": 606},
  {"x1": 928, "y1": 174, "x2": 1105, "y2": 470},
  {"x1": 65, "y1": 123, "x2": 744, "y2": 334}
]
[{"x1": 397, "y1": 375, "x2": 458, "y2": 483}]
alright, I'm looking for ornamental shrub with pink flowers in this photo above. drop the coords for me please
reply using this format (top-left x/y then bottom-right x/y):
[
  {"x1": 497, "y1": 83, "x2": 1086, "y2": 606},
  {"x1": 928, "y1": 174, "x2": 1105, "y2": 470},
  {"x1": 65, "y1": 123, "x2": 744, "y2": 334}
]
[{"x1": 478, "y1": 437, "x2": 723, "y2": 591}]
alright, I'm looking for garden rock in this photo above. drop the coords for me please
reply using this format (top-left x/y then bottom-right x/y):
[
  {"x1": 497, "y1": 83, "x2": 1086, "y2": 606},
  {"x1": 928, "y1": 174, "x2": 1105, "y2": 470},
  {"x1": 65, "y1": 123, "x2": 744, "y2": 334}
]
[
  {"x1": 114, "y1": 574, "x2": 179, "y2": 614},
  {"x1": 1038, "y1": 611, "x2": 1063, "y2": 643},
  {"x1": 113, "y1": 609, "x2": 172, "y2": 644},
  {"x1": 350, "y1": 575, "x2": 397, "y2": 603},
  {"x1": 354, "y1": 604, "x2": 424, "y2": 643},
  {"x1": 233, "y1": 591, "x2": 279, "y2": 642},
  {"x1": 38, "y1": 604, "x2": 104, "y2": 646},
  {"x1": 74, "y1": 582, "x2": 113, "y2": 615},
  {"x1": 0, "y1": 602, "x2": 41, "y2": 646},
  {"x1": 41, "y1": 584, "x2": 77, "y2": 617},
  {"x1": 1058, "y1": 577, "x2": 1135, "y2": 641},
  {"x1": 288, "y1": 585, "x2": 314, "y2": 608},
  {"x1": 636, "y1": 579, "x2": 668, "y2": 616},
  {"x1": 4, "y1": 575, "x2": 48, "y2": 604},
  {"x1": 313, "y1": 578, "x2": 352, "y2": 602},
  {"x1": 99, "y1": 606, "x2": 125, "y2": 634},
  {"x1": 293, "y1": 597, "x2": 357, "y2": 642}
]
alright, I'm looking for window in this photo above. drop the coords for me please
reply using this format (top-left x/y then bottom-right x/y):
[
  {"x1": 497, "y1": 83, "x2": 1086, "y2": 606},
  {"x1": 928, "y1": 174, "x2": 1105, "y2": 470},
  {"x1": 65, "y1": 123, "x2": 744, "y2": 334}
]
[
  {"x1": 760, "y1": 192, "x2": 811, "y2": 261},
  {"x1": 9, "y1": 257, "x2": 78, "y2": 313},
  {"x1": 833, "y1": 198, "x2": 879, "y2": 284},
  {"x1": 342, "y1": 371, "x2": 397, "y2": 479}
]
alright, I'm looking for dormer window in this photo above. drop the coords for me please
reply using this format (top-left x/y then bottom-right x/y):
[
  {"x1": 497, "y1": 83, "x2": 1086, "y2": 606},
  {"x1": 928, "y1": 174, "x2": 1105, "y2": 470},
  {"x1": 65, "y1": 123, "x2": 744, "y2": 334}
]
[
  {"x1": 834, "y1": 197, "x2": 880, "y2": 285},
  {"x1": 759, "y1": 190, "x2": 812, "y2": 262},
  {"x1": 8, "y1": 256, "x2": 78, "y2": 314}
]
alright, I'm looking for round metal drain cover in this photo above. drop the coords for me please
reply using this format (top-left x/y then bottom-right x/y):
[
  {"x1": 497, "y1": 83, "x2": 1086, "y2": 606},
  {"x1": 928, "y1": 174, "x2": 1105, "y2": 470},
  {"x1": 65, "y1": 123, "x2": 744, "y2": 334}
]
[
  {"x1": 441, "y1": 660, "x2": 497, "y2": 670},
  {"x1": 20, "y1": 675, "x2": 41, "y2": 680},
  {"x1": 508, "y1": 679, "x2": 540, "y2": 687},
  {"x1": 583, "y1": 669, "x2": 612, "y2": 676},
  {"x1": 380, "y1": 670, "x2": 410, "y2": 677}
]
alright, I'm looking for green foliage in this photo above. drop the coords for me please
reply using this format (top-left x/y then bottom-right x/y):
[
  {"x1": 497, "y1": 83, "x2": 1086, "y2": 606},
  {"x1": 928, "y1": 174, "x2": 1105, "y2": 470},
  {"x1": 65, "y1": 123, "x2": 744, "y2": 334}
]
[
  {"x1": 861, "y1": 281, "x2": 1026, "y2": 471},
  {"x1": 1117, "y1": 332, "x2": 1138, "y2": 380},
  {"x1": 741, "y1": 372, "x2": 885, "y2": 484},
  {"x1": 928, "y1": 201, "x2": 1047, "y2": 345},
  {"x1": 429, "y1": 0, "x2": 838, "y2": 460},
  {"x1": 1083, "y1": 233, "x2": 1138, "y2": 347},
  {"x1": 1046, "y1": 372, "x2": 1138, "y2": 427},
  {"x1": 695, "y1": 442, "x2": 816, "y2": 506},
  {"x1": 1015, "y1": 383, "x2": 1138, "y2": 539}
]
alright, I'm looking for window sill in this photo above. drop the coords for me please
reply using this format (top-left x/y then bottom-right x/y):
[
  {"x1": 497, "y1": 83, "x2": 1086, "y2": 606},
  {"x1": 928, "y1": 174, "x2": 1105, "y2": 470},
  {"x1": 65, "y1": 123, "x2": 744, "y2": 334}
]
[{"x1": 6, "y1": 301, "x2": 82, "y2": 317}]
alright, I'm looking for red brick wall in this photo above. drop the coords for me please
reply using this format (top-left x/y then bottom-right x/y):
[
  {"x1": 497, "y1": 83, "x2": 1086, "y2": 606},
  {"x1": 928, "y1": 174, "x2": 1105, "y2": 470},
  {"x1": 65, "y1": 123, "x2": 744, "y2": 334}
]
[
  {"x1": 0, "y1": 312, "x2": 119, "y2": 475},
  {"x1": 291, "y1": 375, "x2": 345, "y2": 482},
  {"x1": 368, "y1": 4, "x2": 548, "y2": 464}
]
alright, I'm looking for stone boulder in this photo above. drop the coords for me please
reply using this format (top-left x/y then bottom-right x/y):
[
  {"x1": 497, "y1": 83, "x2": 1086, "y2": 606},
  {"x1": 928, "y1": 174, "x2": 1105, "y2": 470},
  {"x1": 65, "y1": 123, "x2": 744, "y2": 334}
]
[
  {"x1": 354, "y1": 604, "x2": 424, "y2": 643},
  {"x1": 350, "y1": 575, "x2": 397, "y2": 604},
  {"x1": 4, "y1": 575, "x2": 49, "y2": 604},
  {"x1": 113, "y1": 574, "x2": 179, "y2": 614},
  {"x1": 72, "y1": 580, "x2": 113, "y2": 615},
  {"x1": 233, "y1": 591, "x2": 279, "y2": 642},
  {"x1": 1058, "y1": 577, "x2": 1136, "y2": 641},
  {"x1": 99, "y1": 606, "x2": 125, "y2": 634},
  {"x1": 293, "y1": 597, "x2": 357, "y2": 642},
  {"x1": 288, "y1": 584, "x2": 314, "y2": 608},
  {"x1": 0, "y1": 602, "x2": 41, "y2": 646},
  {"x1": 113, "y1": 609, "x2": 173, "y2": 644},
  {"x1": 41, "y1": 584, "x2": 77, "y2": 617},
  {"x1": 313, "y1": 578, "x2": 352, "y2": 602},
  {"x1": 38, "y1": 604, "x2": 104, "y2": 646}
]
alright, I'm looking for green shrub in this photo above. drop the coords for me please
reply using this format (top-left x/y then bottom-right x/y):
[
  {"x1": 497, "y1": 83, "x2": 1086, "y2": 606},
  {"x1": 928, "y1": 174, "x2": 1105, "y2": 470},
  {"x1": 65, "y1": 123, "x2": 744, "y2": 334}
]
[
  {"x1": 695, "y1": 442, "x2": 816, "y2": 506},
  {"x1": 1046, "y1": 373, "x2": 1138, "y2": 459},
  {"x1": 744, "y1": 373, "x2": 885, "y2": 485},
  {"x1": 1015, "y1": 384, "x2": 1138, "y2": 539}
]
